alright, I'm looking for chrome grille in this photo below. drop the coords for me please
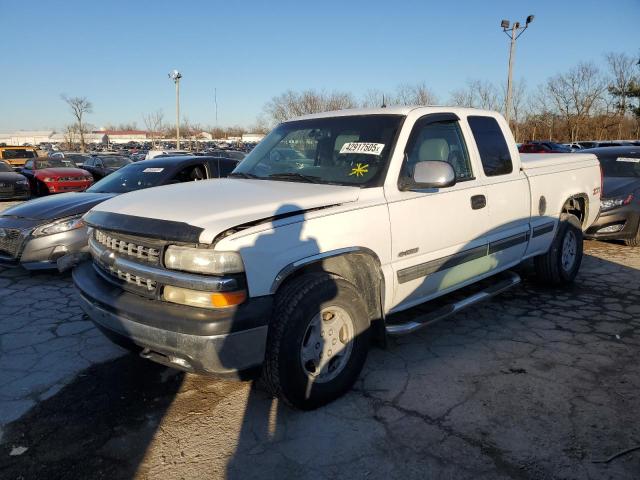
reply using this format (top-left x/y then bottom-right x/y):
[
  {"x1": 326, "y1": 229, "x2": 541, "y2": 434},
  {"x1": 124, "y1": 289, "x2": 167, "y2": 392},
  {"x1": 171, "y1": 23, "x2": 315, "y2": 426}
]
[
  {"x1": 0, "y1": 228, "x2": 26, "y2": 258},
  {"x1": 94, "y1": 229, "x2": 161, "y2": 263},
  {"x1": 58, "y1": 176, "x2": 85, "y2": 181},
  {"x1": 98, "y1": 262, "x2": 157, "y2": 291}
]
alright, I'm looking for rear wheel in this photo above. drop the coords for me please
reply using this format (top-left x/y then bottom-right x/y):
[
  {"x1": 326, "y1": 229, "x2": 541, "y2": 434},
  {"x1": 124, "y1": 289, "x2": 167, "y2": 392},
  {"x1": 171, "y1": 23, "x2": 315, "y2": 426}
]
[
  {"x1": 534, "y1": 213, "x2": 583, "y2": 285},
  {"x1": 263, "y1": 273, "x2": 370, "y2": 410}
]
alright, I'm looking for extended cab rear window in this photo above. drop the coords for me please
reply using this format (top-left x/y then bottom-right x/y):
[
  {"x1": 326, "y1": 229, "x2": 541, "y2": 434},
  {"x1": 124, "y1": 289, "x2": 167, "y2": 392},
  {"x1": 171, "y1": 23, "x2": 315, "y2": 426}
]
[{"x1": 468, "y1": 116, "x2": 513, "y2": 177}]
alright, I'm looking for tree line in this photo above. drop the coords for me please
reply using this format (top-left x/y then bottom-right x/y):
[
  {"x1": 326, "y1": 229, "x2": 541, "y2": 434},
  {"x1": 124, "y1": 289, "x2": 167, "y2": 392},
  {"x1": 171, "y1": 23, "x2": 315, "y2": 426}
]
[
  {"x1": 59, "y1": 51, "x2": 639, "y2": 151},
  {"x1": 261, "y1": 51, "x2": 640, "y2": 143}
]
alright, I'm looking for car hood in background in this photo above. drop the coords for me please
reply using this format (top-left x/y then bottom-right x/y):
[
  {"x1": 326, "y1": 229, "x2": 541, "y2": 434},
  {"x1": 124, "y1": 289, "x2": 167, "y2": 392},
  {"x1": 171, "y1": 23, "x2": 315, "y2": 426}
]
[
  {"x1": 89, "y1": 178, "x2": 361, "y2": 243},
  {"x1": 602, "y1": 176, "x2": 640, "y2": 198},
  {"x1": 35, "y1": 167, "x2": 89, "y2": 178},
  {"x1": 0, "y1": 172, "x2": 27, "y2": 183},
  {"x1": 0, "y1": 192, "x2": 117, "y2": 222}
]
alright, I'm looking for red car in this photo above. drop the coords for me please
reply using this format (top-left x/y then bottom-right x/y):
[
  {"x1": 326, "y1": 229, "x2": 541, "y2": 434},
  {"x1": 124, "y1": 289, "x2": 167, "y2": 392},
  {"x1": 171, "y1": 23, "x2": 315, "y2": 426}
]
[{"x1": 21, "y1": 157, "x2": 93, "y2": 195}]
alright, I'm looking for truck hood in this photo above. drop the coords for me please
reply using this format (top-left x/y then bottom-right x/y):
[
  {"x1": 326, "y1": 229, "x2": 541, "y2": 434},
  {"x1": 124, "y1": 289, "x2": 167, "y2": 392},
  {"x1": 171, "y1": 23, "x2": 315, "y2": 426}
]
[
  {"x1": 90, "y1": 178, "x2": 361, "y2": 243},
  {"x1": 1, "y1": 192, "x2": 117, "y2": 222},
  {"x1": 35, "y1": 167, "x2": 89, "y2": 178}
]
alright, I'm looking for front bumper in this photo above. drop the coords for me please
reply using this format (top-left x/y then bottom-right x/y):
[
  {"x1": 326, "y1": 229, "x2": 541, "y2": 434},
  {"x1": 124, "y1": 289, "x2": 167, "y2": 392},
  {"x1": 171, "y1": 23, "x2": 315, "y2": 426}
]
[
  {"x1": 585, "y1": 205, "x2": 640, "y2": 240},
  {"x1": 73, "y1": 261, "x2": 272, "y2": 377},
  {"x1": 46, "y1": 181, "x2": 92, "y2": 194},
  {"x1": 0, "y1": 226, "x2": 90, "y2": 270},
  {"x1": 0, "y1": 187, "x2": 30, "y2": 200}
]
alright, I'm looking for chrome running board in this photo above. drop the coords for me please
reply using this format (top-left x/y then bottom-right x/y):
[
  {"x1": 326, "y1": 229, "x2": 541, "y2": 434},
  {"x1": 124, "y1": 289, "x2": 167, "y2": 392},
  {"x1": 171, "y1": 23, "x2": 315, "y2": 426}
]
[{"x1": 385, "y1": 270, "x2": 521, "y2": 336}]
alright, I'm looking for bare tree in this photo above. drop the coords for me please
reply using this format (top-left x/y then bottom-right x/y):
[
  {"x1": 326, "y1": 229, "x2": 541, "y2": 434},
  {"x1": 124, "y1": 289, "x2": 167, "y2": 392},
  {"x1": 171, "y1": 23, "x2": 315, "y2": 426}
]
[
  {"x1": 143, "y1": 110, "x2": 164, "y2": 148},
  {"x1": 264, "y1": 89, "x2": 356, "y2": 123},
  {"x1": 360, "y1": 89, "x2": 392, "y2": 108},
  {"x1": 393, "y1": 82, "x2": 439, "y2": 105},
  {"x1": 449, "y1": 87, "x2": 475, "y2": 108},
  {"x1": 546, "y1": 62, "x2": 607, "y2": 142},
  {"x1": 61, "y1": 95, "x2": 93, "y2": 152},
  {"x1": 449, "y1": 80, "x2": 499, "y2": 110},
  {"x1": 605, "y1": 52, "x2": 639, "y2": 138},
  {"x1": 63, "y1": 124, "x2": 78, "y2": 151}
]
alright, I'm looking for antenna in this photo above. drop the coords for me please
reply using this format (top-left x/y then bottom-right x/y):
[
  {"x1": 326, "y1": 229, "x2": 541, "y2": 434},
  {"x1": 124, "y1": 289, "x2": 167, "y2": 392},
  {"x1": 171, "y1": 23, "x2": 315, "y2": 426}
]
[{"x1": 381, "y1": 94, "x2": 387, "y2": 108}]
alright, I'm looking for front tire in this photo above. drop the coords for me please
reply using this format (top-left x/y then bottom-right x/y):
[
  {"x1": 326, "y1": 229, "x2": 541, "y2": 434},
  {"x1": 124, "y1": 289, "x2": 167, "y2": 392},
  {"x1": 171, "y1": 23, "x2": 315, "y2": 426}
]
[
  {"x1": 624, "y1": 225, "x2": 640, "y2": 247},
  {"x1": 263, "y1": 273, "x2": 370, "y2": 410},
  {"x1": 534, "y1": 213, "x2": 583, "y2": 285}
]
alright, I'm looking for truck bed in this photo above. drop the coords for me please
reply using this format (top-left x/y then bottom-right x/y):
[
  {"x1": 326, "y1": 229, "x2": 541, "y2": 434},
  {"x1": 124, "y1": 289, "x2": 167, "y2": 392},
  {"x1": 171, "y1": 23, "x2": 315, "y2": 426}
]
[{"x1": 520, "y1": 152, "x2": 598, "y2": 171}]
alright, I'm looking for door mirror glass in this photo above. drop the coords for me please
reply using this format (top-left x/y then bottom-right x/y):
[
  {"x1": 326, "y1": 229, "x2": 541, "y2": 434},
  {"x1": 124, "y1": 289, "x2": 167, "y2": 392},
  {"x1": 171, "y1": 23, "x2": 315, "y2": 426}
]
[{"x1": 411, "y1": 161, "x2": 456, "y2": 189}]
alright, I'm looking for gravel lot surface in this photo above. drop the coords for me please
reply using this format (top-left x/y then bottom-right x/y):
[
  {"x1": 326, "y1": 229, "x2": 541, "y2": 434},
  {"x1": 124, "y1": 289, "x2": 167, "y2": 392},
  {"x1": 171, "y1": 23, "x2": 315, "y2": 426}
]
[{"x1": 0, "y1": 197, "x2": 638, "y2": 479}]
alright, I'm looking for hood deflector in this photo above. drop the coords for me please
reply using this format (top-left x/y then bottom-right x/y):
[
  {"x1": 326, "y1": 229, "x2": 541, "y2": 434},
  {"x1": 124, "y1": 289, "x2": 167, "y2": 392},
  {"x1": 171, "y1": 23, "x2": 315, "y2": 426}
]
[{"x1": 84, "y1": 211, "x2": 204, "y2": 244}]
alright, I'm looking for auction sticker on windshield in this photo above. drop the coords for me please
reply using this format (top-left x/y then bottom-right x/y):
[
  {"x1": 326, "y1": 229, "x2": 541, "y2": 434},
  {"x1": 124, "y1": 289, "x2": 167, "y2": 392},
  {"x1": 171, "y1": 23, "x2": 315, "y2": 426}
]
[
  {"x1": 617, "y1": 157, "x2": 640, "y2": 163},
  {"x1": 143, "y1": 168, "x2": 165, "y2": 172},
  {"x1": 339, "y1": 142, "x2": 385, "y2": 155}
]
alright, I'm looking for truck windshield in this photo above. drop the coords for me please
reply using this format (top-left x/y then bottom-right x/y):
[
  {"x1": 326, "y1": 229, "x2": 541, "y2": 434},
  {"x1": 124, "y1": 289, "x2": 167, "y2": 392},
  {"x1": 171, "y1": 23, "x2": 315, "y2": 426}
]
[{"x1": 233, "y1": 115, "x2": 403, "y2": 187}]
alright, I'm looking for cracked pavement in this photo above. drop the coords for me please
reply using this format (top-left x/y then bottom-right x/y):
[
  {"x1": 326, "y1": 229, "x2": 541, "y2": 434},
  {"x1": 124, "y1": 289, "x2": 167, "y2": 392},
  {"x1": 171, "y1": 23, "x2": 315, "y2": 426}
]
[{"x1": 0, "y1": 206, "x2": 638, "y2": 479}]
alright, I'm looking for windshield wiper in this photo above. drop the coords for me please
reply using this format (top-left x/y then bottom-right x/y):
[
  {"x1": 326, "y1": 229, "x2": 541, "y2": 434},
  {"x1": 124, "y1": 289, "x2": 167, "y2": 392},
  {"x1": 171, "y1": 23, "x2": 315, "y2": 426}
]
[
  {"x1": 228, "y1": 172, "x2": 261, "y2": 179},
  {"x1": 267, "y1": 172, "x2": 322, "y2": 183}
]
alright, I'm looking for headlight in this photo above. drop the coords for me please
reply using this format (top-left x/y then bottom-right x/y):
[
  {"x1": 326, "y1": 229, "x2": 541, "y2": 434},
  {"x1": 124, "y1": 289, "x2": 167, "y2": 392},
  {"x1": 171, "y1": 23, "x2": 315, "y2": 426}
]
[
  {"x1": 85, "y1": 175, "x2": 93, "y2": 181},
  {"x1": 42, "y1": 177, "x2": 55, "y2": 182},
  {"x1": 601, "y1": 194, "x2": 633, "y2": 212},
  {"x1": 32, "y1": 216, "x2": 86, "y2": 237},
  {"x1": 164, "y1": 246, "x2": 244, "y2": 275},
  {"x1": 16, "y1": 178, "x2": 29, "y2": 185}
]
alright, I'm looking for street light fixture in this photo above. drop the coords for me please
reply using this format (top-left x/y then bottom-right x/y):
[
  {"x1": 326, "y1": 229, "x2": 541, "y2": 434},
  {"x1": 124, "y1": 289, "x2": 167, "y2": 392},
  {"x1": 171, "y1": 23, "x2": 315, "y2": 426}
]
[
  {"x1": 501, "y1": 15, "x2": 534, "y2": 126},
  {"x1": 168, "y1": 69, "x2": 182, "y2": 149}
]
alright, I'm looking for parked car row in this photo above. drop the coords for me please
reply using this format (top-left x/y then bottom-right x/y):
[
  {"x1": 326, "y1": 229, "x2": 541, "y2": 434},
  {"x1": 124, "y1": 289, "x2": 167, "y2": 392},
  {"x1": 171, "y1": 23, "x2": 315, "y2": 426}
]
[{"x1": 518, "y1": 139, "x2": 640, "y2": 154}]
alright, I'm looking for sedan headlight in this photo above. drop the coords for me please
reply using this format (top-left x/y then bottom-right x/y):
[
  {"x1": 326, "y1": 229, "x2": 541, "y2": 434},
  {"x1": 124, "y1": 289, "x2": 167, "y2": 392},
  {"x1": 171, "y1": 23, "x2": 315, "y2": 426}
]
[
  {"x1": 164, "y1": 246, "x2": 244, "y2": 275},
  {"x1": 601, "y1": 193, "x2": 633, "y2": 212},
  {"x1": 16, "y1": 178, "x2": 29, "y2": 185},
  {"x1": 32, "y1": 216, "x2": 86, "y2": 237}
]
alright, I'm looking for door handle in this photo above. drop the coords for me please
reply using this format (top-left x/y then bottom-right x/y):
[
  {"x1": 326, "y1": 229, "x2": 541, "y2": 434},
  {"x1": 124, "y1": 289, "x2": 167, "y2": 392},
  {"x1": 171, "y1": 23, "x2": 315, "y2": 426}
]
[{"x1": 471, "y1": 195, "x2": 486, "y2": 210}]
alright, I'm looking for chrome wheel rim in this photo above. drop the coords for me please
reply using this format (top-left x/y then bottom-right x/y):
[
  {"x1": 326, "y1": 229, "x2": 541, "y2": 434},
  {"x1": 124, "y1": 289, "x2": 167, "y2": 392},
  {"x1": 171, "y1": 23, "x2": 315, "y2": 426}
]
[
  {"x1": 561, "y1": 230, "x2": 577, "y2": 271},
  {"x1": 300, "y1": 306, "x2": 355, "y2": 384}
]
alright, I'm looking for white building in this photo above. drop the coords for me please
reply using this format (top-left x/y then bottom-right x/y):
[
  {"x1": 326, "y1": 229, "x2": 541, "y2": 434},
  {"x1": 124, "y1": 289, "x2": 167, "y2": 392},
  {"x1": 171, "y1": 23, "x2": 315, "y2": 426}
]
[
  {"x1": 0, "y1": 130, "x2": 58, "y2": 145},
  {"x1": 242, "y1": 133, "x2": 266, "y2": 143}
]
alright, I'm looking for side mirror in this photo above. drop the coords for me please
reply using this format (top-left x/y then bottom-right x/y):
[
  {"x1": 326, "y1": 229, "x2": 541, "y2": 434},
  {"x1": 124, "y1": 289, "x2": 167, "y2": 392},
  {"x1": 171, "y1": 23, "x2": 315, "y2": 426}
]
[{"x1": 408, "y1": 161, "x2": 456, "y2": 190}]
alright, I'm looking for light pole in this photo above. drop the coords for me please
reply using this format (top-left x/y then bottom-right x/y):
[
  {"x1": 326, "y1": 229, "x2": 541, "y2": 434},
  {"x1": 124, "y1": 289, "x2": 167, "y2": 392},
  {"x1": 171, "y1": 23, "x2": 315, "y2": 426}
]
[
  {"x1": 169, "y1": 69, "x2": 182, "y2": 149},
  {"x1": 501, "y1": 15, "x2": 534, "y2": 125}
]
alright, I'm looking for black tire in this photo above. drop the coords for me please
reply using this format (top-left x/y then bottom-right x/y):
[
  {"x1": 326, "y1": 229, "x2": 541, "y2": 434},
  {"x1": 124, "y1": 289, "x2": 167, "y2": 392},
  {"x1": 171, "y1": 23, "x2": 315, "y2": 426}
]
[
  {"x1": 534, "y1": 213, "x2": 583, "y2": 286},
  {"x1": 35, "y1": 181, "x2": 47, "y2": 197},
  {"x1": 624, "y1": 225, "x2": 640, "y2": 247},
  {"x1": 263, "y1": 272, "x2": 370, "y2": 410}
]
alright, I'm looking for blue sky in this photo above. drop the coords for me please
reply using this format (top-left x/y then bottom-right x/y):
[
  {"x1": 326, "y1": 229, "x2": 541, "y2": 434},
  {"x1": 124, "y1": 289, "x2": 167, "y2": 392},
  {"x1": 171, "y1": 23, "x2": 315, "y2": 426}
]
[{"x1": 1, "y1": 0, "x2": 638, "y2": 131}]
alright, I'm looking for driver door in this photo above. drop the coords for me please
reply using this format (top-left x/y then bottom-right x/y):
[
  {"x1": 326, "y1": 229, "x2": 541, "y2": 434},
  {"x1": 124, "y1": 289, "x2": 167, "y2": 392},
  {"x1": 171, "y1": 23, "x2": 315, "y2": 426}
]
[{"x1": 386, "y1": 114, "x2": 491, "y2": 312}]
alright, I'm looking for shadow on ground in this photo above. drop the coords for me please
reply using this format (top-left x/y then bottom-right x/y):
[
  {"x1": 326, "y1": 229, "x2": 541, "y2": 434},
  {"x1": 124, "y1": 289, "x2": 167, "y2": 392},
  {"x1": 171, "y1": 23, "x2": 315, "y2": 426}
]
[{"x1": 0, "y1": 354, "x2": 185, "y2": 479}]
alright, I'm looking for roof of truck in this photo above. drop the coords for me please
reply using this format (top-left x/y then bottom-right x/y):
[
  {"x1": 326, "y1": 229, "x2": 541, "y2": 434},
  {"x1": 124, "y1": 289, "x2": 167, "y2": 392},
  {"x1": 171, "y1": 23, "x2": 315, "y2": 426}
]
[{"x1": 289, "y1": 106, "x2": 500, "y2": 121}]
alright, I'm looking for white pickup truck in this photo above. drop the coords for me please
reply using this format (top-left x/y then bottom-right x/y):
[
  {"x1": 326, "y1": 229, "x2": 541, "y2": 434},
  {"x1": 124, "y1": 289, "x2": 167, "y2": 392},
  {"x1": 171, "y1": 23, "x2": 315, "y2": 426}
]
[{"x1": 73, "y1": 107, "x2": 601, "y2": 409}]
